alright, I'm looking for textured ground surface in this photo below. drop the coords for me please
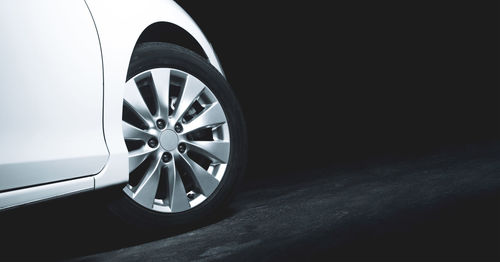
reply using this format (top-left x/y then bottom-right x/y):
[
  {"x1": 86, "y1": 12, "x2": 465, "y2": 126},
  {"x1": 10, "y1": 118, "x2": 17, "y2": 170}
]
[{"x1": 1, "y1": 142, "x2": 499, "y2": 261}]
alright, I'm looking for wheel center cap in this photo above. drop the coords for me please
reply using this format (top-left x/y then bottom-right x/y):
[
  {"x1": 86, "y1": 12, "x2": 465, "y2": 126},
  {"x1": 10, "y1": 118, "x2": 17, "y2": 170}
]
[{"x1": 159, "y1": 129, "x2": 179, "y2": 151}]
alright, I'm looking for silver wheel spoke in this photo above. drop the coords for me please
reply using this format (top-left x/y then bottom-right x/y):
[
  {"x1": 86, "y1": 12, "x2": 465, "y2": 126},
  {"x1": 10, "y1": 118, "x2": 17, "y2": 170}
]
[
  {"x1": 165, "y1": 160, "x2": 190, "y2": 212},
  {"x1": 178, "y1": 154, "x2": 219, "y2": 196},
  {"x1": 182, "y1": 102, "x2": 226, "y2": 134},
  {"x1": 122, "y1": 122, "x2": 152, "y2": 141},
  {"x1": 171, "y1": 74, "x2": 205, "y2": 123},
  {"x1": 124, "y1": 80, "x2": 154, "y2": 126},
  {"x1": 185, "y1": 140, "x2": 230, "y2": 164},
  {"x1": 128, "y1": 147, "x2": 154, "y2": 172},
  {"x1": 131, "y1": 155, "x2": 161, "y2": 208},
  {"x1": 150, "y1": 69, "x2": 170, "y2": 117}
]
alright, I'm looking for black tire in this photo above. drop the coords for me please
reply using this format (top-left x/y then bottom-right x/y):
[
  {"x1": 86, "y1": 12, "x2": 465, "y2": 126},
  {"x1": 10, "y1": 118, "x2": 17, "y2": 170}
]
[{"x1": 108, "y1": 42, "x2": 247, "y2": 230}]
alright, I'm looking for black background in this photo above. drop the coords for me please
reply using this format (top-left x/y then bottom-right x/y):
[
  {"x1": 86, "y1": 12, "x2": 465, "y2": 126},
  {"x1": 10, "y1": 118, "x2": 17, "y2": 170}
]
[{"x1": 178, "y1": 0, "x2": 499, "y2": 178}]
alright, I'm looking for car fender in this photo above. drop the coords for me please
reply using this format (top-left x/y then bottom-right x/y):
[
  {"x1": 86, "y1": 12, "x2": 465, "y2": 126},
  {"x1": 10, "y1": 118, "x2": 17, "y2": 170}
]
[{"x1": 85, "y1": 0, "x2": 224, "y2": 189}]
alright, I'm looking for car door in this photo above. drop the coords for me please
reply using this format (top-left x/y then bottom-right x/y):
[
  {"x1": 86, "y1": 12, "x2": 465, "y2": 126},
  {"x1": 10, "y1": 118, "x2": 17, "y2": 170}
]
[{"x1": 0, "y1": 0, "x2": 108, "y2": 191}]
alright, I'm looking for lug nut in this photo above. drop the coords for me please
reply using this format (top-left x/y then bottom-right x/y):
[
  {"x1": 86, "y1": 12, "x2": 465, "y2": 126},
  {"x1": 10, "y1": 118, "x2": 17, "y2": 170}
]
[
  {"x1": 178, "y1": 143, "x2": 186, "y2": 153},
  {"x1": 147, "y1": 138, "x2": 158, "y2": 148},
  {"x1": 161, "y1": 152, "x2": 172, "y2": 163},
  {"x1": 174, "y1": 123, "x2": 183, "y2": 133},
  {"x1": 156, "y1": 119, "x2": 166, "y2": 129}
]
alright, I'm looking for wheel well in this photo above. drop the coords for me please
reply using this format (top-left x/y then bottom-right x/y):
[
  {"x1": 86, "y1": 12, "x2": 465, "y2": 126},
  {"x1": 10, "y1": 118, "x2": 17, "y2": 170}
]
[{"x1": 135, "y1": 22, "x2": 208, "y2": 59}]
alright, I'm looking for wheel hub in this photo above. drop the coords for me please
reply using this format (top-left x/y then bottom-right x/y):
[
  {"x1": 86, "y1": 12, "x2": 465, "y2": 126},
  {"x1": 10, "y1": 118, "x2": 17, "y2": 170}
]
[
  {"x1": 122, "y1": 68, "x2": 230, "y2": 213},
  {"x1": 159, "y1": 129, "x2": 179, "y2": 151}
]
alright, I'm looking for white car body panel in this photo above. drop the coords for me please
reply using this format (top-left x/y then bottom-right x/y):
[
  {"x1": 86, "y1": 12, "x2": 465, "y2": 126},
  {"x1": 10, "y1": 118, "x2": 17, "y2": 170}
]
[
  {"x1": 0, "y1": 0, "x2": 224, "y2": 209},
  {"x1": 0, "y1": 1, "x2": 108, "y2": 192},
  {"x1": 85, "y1": 0, "x2": 224, "y2": 189}
]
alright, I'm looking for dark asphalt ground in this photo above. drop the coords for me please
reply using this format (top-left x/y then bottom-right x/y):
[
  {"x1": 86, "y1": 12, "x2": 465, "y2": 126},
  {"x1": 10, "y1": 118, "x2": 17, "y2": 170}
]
[{"x1": 1, "y1": 142, "x2": 499, "y2": 261}]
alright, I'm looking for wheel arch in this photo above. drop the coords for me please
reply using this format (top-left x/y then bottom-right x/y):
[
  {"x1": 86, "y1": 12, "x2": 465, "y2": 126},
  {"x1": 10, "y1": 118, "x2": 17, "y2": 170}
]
[{"x1": 135, "y1": 22, "x2": 208, "y2": 60}]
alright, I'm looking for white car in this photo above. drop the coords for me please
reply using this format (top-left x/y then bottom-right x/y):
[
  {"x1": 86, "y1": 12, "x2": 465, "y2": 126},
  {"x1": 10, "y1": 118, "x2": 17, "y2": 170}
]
[{"x1": 0, "y1": 0, "x2": 247, "y2": 229}]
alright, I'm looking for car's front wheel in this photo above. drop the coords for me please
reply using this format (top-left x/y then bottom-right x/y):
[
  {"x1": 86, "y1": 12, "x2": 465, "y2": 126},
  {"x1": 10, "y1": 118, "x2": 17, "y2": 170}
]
[{"x1": 109, "y1": 42, "x2": 247, "y2": 229}]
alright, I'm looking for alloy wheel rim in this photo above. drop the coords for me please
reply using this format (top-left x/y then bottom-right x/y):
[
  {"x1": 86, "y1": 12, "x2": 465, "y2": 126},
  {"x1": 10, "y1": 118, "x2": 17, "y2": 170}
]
[{"x1": 122, "y1": 68, "x2": 230, "y2": 213}]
